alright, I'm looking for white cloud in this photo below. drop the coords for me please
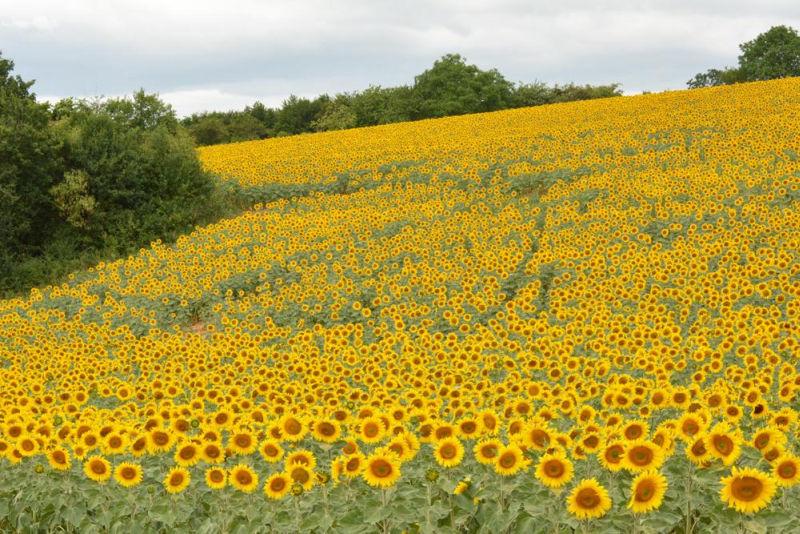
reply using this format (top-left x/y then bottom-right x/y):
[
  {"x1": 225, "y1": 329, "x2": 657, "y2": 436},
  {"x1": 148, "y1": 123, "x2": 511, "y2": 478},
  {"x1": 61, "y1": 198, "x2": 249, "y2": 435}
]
[
  {"x1": 1, "y1": 15, "x2": 58, "y2": 31},
  {"x1": 2, "y1": 0, "x2": 800, "y2": 112}
]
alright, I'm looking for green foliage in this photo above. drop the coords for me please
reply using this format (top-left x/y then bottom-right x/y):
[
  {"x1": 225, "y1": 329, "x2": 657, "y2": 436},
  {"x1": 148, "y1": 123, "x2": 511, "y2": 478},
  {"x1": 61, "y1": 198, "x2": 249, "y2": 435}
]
[
  {"x1": 0, "y1": 51, "x2": 62, "y2": 277},
  {"x1": 411, "y1": 53, "x2": 515, "y2": 118},
  {"x1": 512, "y1": 82, "x2": 622, "y2": 107},
  {"x1": 312, "y1": 97, "x2": 358, "y2": 132},
  {"x1": 738, "y1": 25, "x2": 800, "y2": 81},
  {"x1": 57, "y1": 91, "x2": 216, "y2": 249},
  {"x1": 349, "y1": 85, "x2": 415, "y2": 126},
  {"x1": 688, "y1": 25, "x2": 800, "y2": 87},
  {"x1": 183, "y1": 54, "x2": 621, "y2": 145},
  {"x1": 274, "y1": 94, "x2": 330, "y2": 135},
  {"x1": 49, "y1": 170, "x2": 96, "y2": 229},
  {"x1": 686, "y1": 68, "x2": 744, "y2": 89}
]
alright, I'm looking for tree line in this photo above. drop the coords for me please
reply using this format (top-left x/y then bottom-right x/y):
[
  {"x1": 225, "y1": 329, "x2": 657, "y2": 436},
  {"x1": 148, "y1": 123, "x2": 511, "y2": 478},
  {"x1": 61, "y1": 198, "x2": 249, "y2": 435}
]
[{"x1": 182, "y1": 54, "x2": 622, "y2": 146}]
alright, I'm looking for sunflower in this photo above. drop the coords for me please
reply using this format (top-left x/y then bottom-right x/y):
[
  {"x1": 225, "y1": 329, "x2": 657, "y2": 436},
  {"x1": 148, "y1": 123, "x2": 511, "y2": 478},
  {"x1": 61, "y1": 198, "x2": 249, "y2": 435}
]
[
  {"x1": 201, "y1": 441, "x2": 225, "y2": 464},
  {"x1": 523, "y1": 422, "x2": 552, "y2": 451},
  {"x1": 386, "y1": 436, "x2": 413, "y2": 462},
  {"x1": 164, "y1": 467, "x2": 191, "y2": 494},
  {"x1": 720, "y1": 467, "x2": 776, "y2": 514},
  {"x1": 264, "y1": 472, "x2": 292, "y2": 499},
  {"x1": 363, "y1": 453, "x2": 401, "y2": 488},
  {"x1": 628, "y1": 470, "x2": 667, "y2": 513},
  {"x1": 46, "y1": 448, "x2": 71, "y2": 471},
  {"x1": 174, "y1": 441, "x2": 201, "y2": 467},
  {"x1": 456, "y1": 417, "x2": 480, "y2": 439},
  {"x1": 494, "y1": 444, "x2": 529, "y2": 476},
  {"x1": 772, "y1": 455, "x2": 800, "y2": 487},
  {"x1": 598, "y1": 441, "x2": 626, "y2": 472},
  {"x1": 114, "y1": 462, "x2": 143, "y2": 488},
  {"x1": 474, "y1": 438, "x2": 502, "y2": 465},
  {"x1": 358, "y1": 416, "x2": 386, "y2": 444},
  {"x1": 675, "y1": 413, "x2": 706, "y2": 442},
  {"x1": 433, "y1": 437, "x2": 465, "y2": 468},
  {"x1": 535, "y1": 452, "x2": 574, "y2": 489},
  {"x1": 102, "y1": 433, "x2": 128, "y2": 456},
  {"x1": 205, "y1": 467, "x2": 227, "y2": 490},
  {"x1": 286, "y1": 449, "x2": 318, "y2": 470},
  {"x1": 17, "y1": 436, "x2": 39, "y2": 457},
  {"x1": 279, "y1": 415, "x2": 308, "y2": 442},
  {"x1": 259, "y1": 439, "x2": 284, "y2": 463},
  {"x1": 566, "y1": 478, "x2": 612, "y2": 520},
  {"x1": 288, "y1": 464, "x2": 316, "y2": 491},
  {"x1": 621, "y1": 420, "x2": 649, "y2": 441},
  {"x1": 707, "y1": 423, "x2": 741, "y2": 466},
  {"x1": 685, "y1": 434, "x2": 711, "y2": 466},
  {"x1": 478, "y1": 410, "x2": 499, "y2": 435},
  {"x1": 751, "y1": 427, "x2": 785, "y2": 453},
  {"x1": 453, "y1": 477, "x2": 471, "y2": 495},
  {"x1": 130, "y1": 435, "x2": 148, "y2": 457},
  {"x1": 312, "y1": 419, "x2": 341, "y2": 443},
  {"x1": 230, "y1": 464, "x2": 259, "y2": 493},
  {"x1": 229, "y1": 431, "x2": 258, "y2": 455},
  {"x1": 342, "y1": 453, "x2": 366, "y2": 478},
  {"x1": 623, "y1": 440, "x2": 664, "y2": 472},
  {"x1": 83, "y1": 455, "x2": 111, "y2": 483},
  {"x1": 147, "y1": 429, "x2": 175, "y2": 454}
]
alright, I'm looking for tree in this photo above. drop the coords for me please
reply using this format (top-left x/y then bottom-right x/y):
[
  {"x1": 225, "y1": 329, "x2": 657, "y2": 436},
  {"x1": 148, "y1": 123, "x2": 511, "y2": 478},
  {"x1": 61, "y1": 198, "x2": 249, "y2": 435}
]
[
  {"x1": 688, "y1": 25, "x2": 800, "y2": 88},
  {"x1": 412, "y1": 54, "x2": 514, "y2": 119},
  {"x1": 275, "y1": 94, "x2": 329, "y2": 135},
  {"x1": 188, "y1": 115, "x2": 228, "y2": 146},
  {"x1": 738, "y1": 25, "x2": 800, "y2": 81},
  {"x1": 350, "y1": 86, "x2": 414, "y2": 126},
  {"x1": 312, "y1": 96, "x2": 357, "y2": 132},
  {"x1": 687, "y1": 68, "x2": 744, "y2": 89},
  {"x1": 56, "y1": 92, "x2": 216, "y2": 249},
  {"x1": 0, "y1": 51, "x2": 61, "y2": 272}
]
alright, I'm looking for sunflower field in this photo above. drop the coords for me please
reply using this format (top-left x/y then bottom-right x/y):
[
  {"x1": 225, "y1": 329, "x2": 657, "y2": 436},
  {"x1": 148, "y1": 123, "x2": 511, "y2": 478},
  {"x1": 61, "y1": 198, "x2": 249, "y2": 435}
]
[{"x1": 1, "y1": 78, "x2": 800, "y2": 533}]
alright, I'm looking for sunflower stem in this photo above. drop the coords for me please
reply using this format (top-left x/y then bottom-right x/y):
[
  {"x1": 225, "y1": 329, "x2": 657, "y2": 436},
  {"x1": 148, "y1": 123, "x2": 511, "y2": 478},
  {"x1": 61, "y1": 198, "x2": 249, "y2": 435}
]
[
  {"x1": 685, "y1": 463, "x2": 693, "y2": 534},
  {"x1": 425, "y1": 482, "x2": 433, "y2": 531},
  {"x1": 380, "y1": 488, "x2": 390, "y2": 534}
]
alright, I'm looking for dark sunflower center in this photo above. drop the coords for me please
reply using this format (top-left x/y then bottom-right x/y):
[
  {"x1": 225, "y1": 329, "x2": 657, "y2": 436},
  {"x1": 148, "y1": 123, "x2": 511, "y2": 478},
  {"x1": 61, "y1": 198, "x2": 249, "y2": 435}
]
[
  {"x1": 544, "y1": 460, "x2": 564, "y2": 477},
  {"x1": 731, "y1": 476, "x2": 763, "y2": 502},
  {"x1": 576, "y1": 488, "x2": 600, "y2": 509}
]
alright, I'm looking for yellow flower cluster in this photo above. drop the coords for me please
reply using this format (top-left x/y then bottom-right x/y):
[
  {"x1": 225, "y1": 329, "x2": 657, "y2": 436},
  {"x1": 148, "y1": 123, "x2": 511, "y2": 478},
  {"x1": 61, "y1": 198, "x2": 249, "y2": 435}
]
[{"x1": 1, "y1": 78, "x2": 800, "y2": 519}]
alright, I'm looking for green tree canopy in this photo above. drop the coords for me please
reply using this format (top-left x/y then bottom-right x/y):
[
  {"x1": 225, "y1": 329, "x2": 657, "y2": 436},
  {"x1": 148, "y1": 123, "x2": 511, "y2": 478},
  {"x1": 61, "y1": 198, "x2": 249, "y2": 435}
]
[
  {"x1": 738, "y1": 25, "x2": 800, "y2": 81},
  {"x1": 0, "y1": 51, "x2": 61, "y2": 272},
  {"x1": 412, "y1": 54, "x2": 515, "y2": 118}
]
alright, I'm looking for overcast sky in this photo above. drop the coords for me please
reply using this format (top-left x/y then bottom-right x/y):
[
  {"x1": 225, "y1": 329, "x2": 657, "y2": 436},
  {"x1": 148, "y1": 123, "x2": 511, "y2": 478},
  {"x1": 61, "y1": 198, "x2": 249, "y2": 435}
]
[{"x1": 1, "y1": 0, "x2": 798, "y2": 116}]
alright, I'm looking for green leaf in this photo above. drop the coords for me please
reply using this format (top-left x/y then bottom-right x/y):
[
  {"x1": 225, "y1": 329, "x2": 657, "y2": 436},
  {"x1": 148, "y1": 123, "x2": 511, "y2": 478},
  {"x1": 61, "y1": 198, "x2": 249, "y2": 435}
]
[{"x1": 759, "y1": 511, "x2": 793, "y2": 528}]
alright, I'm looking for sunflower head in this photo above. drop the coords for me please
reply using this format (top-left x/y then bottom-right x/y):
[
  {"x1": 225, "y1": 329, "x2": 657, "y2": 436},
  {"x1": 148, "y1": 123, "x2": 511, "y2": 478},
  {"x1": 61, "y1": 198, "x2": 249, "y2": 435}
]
[
  {"x1": 567, "y1": 478, "x2": 612, "y2": 520},
  {"x1": 535, "y1": 452, "x2": 574, "y2": 489},
  {"x1": 720, "y1": 467, "x2": 777, "y2": 514},
  {"x1": 114, "y1": 462, "x2": 143, "y2": 488},
  {"x1": 205, "y1": 467, "x2": 227, "y2": 490},
  {"x1": 164, "y1": 467, "x2": 191, "y2": 494},
  {"x1": 363, "y1": 453, "x2": 401, "y2": 488},
  {"x1": 264, "y1": 472, "x2": 292, "y2": 500},
  {"x1": 628, "y1": 470, "x2": 667, "y2": 514},
  {"x1": 230, "y1": 464, "x2": 259, "y2": 493},
  {"x1": 772, "y1": 455, "x2": 800, "y2": 487}
]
